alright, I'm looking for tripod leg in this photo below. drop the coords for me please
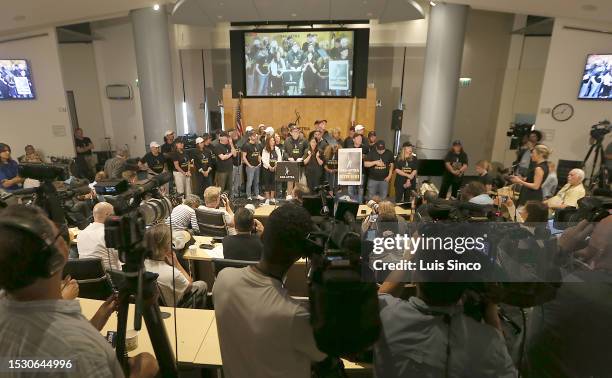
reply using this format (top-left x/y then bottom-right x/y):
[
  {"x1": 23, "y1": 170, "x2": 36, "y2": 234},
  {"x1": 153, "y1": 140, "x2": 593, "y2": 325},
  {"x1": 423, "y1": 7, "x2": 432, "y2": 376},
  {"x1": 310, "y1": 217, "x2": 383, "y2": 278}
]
[
  {"x1": 142, "y1": 302, "x2": 178, "y2": 377},
  {"x1": 115, "y1": 290, "x2": 130, "y2": 374}
]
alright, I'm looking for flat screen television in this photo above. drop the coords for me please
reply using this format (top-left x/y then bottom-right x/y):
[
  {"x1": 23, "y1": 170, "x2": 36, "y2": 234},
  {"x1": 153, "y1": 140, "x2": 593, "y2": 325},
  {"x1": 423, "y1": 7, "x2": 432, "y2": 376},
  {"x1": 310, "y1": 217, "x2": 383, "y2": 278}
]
[
  {"x1": 578, "y1": 54, "x2": 612, "y2": 100},
  {"x1": 230, "y1": 28, "x2": 369, "y2": 98},
  {"x1": 0, "y1": 59, "x2": 36, "y2": 100}
]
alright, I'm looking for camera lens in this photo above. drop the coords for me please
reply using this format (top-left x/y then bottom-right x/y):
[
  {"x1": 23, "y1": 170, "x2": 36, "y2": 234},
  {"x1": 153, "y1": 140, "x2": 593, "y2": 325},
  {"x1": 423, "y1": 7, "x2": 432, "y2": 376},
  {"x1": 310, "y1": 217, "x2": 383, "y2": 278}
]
[{"x1": 139, "y1": 197, "x2": 172, "y2": 225}]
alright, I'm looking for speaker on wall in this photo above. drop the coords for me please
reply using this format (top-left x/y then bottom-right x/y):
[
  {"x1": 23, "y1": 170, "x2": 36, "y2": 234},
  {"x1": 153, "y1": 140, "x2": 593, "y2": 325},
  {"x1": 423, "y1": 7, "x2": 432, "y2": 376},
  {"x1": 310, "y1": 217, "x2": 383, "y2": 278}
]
[{"x1": 391, "y1": 109, "x2": 403, "y2": 130}]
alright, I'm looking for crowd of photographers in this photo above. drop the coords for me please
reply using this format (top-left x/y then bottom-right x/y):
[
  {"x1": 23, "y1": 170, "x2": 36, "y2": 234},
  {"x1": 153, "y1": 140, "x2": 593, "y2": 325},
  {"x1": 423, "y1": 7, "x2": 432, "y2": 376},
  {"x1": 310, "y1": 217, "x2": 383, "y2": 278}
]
[{"x1": 0, "y1": 123, "x2": 610, "y2": 377}]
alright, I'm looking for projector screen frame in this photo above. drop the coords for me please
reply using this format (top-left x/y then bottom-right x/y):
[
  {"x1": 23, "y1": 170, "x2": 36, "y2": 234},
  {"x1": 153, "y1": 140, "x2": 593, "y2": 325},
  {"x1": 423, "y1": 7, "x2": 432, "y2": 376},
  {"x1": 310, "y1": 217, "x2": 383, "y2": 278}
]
[
  {"x1": 0, "y1": 58, "x2": 37, "y2": 101},
  {"x1": 577, "y1": 53, "x2": 612, "y2": 101},
  {"x1": 230, "y1": 27, "x2": 369, "y2": 99}
]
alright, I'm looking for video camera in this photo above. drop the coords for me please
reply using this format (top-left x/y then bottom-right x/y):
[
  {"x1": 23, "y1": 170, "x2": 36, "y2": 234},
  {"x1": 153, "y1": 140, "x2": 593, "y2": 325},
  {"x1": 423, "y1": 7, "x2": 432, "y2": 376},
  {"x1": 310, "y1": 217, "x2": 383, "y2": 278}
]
[
  {"x1": 18, "y1": 163, "x2": 69, "y2": 182},
  {"x1": 590, "y1": 120, "x2": 611, "y2": 142},
  {"x1": 553, "y1": 195, "x2": 612, "y2": 230},
  {"x1": 506, "y1": 123, "x2": 533, "y2": 150}
]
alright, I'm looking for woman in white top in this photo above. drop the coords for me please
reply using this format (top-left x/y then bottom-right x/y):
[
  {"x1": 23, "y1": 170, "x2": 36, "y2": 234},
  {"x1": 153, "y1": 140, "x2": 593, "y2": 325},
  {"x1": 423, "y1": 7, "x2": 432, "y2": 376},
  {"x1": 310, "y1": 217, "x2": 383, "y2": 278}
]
[{"x1": 261, "y1": 135, "x2": 283, "y2": 202}]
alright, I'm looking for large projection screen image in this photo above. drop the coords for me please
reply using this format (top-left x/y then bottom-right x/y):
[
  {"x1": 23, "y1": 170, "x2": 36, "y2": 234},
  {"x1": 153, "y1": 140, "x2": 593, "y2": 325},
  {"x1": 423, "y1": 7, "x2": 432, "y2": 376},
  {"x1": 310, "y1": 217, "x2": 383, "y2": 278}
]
[
  {"x1": 0, "y1": 59, "x2": 36, "y2": 100},
  {"x1": 244, "y1": 30, "x2": 354, "y2": 97},
  {"x1": 578, "y1": 54, "x2": 612, "y2": 100}
]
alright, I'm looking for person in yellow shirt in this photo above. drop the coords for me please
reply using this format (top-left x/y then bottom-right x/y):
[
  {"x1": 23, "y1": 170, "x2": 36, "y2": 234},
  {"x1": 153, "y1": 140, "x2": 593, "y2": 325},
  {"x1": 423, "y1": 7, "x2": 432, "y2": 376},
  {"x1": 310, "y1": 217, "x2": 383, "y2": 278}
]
[{"x1": 545, "y1": 168, "x2": 586, "y2": 210}]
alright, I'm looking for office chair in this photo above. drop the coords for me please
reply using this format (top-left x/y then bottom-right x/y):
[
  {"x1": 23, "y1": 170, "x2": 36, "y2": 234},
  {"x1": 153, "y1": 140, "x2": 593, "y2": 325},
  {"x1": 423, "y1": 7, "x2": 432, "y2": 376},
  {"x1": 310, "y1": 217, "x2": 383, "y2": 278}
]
[
  {"x1": 63, "y1": 258, "x2": 114, "y2": 300},
  {"x1": 211, "y1": 258, "x2": 258, "y2": 277},
  {"x1": 195, "y1": 208, "x2": 228, "y2": 237}
]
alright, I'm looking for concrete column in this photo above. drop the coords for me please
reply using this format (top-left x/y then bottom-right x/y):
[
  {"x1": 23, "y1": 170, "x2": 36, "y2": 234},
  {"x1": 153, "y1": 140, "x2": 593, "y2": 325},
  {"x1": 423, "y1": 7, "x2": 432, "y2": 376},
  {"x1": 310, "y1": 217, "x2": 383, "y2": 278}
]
[
  {"x1": 417, "y1": 3, "x2": 469, "y2": 159},
  {"x1": 130, "y1": 5, "x2": 177, "y2": 145}
]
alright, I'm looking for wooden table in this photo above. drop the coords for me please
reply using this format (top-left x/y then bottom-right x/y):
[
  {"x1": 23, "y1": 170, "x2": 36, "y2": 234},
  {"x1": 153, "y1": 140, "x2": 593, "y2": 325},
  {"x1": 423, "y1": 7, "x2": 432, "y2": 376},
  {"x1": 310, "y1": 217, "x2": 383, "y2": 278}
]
[
  {"x1": 79, "y1": 298, "x2": 215, "y2": 363},
  {"x1": 253, "y1": 204, "x2": 278, "y2": 219},
  {"x1": 357, "y1": 204, "x2": 412, "y2": 220}
]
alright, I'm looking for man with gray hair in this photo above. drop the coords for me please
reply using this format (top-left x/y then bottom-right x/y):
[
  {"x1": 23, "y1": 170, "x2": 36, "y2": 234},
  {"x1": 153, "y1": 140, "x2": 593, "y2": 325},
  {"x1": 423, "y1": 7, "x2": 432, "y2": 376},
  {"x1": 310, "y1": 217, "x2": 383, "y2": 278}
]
[
  {"x1": 104, "y1": 147, "x2": 129, "y2": 179},
  {"x1": 545, "y1": 168, "x2": 586, "y2": 210},
  {"x1": 77, "y1": 202, "x2": 121, "y2": 270},
  {"x1": 165, "y1": 194, "x2": 200, "y2": 233}
]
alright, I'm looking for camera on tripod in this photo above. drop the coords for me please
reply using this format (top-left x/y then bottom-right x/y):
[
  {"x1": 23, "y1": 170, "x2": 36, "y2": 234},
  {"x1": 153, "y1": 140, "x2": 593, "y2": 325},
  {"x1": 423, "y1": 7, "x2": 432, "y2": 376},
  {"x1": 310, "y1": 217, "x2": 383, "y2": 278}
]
[{"x1": 590, "y1": 120, "x2": 610, "y2": 142}]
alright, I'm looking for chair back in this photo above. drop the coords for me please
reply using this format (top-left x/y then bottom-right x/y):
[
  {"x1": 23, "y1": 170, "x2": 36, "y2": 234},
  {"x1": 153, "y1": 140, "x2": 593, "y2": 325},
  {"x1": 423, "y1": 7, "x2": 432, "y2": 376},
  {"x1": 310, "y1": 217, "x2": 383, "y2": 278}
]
[
  {"x1": 211, "y1": 258, "x2": 257, "y2": 277},
  {"x1": 195, "y1": 208, "x2": 228, "y2": 237},
  {"x1": 63, "y1": 258, "x2": 113, "y2": 300}
]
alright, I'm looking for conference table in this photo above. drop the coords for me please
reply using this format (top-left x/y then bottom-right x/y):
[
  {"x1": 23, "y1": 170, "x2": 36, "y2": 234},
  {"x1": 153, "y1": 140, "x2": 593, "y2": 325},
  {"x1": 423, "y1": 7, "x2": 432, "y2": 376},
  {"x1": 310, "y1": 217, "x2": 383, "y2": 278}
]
[
  {"x1": 79, "y1": 298, "x2": 371, "y2": 372},
  {"x1": 253, "y1": 204, "x2": 413, "y2": 220}
]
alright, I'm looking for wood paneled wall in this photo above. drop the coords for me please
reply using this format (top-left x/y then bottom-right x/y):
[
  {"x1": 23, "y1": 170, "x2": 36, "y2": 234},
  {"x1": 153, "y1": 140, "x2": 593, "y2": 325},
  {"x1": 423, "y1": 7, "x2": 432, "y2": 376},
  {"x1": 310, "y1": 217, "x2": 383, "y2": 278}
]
[{"x1": 222, "y1": 87, "x2": 377, "y2": 138}]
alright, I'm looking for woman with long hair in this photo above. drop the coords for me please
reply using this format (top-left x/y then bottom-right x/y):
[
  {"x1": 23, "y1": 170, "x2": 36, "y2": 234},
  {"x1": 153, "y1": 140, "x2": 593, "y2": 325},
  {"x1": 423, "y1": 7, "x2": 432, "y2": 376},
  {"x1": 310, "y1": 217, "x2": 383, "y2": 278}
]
[
  {"x1": 393, "y1": 142, "x2": 418, "y2": 203},
  {"x1": 0, "y1": 143, "x2": 24, "y2": 192},
  {"x1": 303, "y1": 138, "x2": 324, "y2": 192},
  {"x1": 511, "y1": 144, "x2": 550, "y2": 206},
  {"x1": 302, "y1": 52, "x2": 318, "y2": 95},
  {"x1": 323, "y1": 144, "x2": 339, "y2": 196},
  {"x1": 261, "y1": 136, "x2": 282, "y2": 202}
]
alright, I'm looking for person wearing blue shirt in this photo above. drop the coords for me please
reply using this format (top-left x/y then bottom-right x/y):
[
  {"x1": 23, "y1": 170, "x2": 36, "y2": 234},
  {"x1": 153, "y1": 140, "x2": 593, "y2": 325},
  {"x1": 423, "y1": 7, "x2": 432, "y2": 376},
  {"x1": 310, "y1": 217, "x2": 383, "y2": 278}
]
[{"x1": 0, "y1": 143, "x2": 23, "y2": 192}]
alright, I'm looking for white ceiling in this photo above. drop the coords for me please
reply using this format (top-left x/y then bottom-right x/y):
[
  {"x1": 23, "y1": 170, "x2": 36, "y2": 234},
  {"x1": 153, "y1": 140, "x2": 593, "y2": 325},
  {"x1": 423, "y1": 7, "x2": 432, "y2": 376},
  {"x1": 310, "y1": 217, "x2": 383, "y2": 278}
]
[
  {"x1": 1, "y1": 0, "x2": 611, "y2": 38},
  {"x1": 169, "y1": 0, "x2": 425, "y2": 26}
]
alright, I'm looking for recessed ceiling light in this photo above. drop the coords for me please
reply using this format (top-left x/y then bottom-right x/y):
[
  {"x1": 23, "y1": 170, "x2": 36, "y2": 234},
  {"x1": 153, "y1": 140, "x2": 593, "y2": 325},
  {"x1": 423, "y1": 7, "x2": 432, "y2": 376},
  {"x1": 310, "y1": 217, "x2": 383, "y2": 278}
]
[
  {"x1": 581, "y1": 4, "x2": 597, "y2": 11},
  {"x1": 13, "y1": 15, "x2": 26, "y2": 21},
  {"x1": 153, "y1": 3, "x2": 160, "y2": 11}
]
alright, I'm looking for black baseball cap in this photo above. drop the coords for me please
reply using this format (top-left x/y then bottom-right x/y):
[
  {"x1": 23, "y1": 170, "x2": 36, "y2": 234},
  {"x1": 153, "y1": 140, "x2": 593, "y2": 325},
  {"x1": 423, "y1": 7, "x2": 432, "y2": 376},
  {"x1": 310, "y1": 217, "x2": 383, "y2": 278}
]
[
  {"x1": 452, "y1": 140, "x2": 462, "y2": 146},
  {"x1": 368, "y1": 131, "x2": 377, "y2": 137},
  {"x1": 376, "y1": 140, "x2": 385, "y2": 149}
]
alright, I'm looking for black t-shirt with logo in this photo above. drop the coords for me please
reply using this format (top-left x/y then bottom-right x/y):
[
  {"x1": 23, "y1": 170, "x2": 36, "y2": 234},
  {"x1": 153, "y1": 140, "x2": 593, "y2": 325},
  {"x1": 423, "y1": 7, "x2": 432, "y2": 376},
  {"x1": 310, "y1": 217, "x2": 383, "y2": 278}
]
[
  {"x1": 324, "y1": 153, "x2": 338, "y2": 171},
  {"x1": 243, "y1": 142, "x2": 260, "y2": 167},
  {"x1": 140, "y1": 152, "x2": 165, "y2": 174},
  {"x1": 192, "y1": 147, "x2": 214, "y2": 172},
  {"x1": 214, "y1": 143, "x2": 233, "y2": 173},
  {"x1": 267, "y1": 148, "x2": 279, "y2": 169},
  {"x1": 394, "y1": 157, "x2": 418, "y2": 186},
  {"x1": 444, "y1": 151, "x2": 468, "y2": 175},
  {"x1": 284, "y1": 137, "x2": 306, "y2": 160},
  {"x1": 171, "y1": 150, "x2": 190, "y2": 172},
  {"x1": 366, "y1": 149, "x2": 394, "y2": 181},
  {"x1": 75, "y1": 137, "x2": 93, "y2": 156},
  {"x1": 232, "y1": 138, "x2": 242, "y2": 166}
]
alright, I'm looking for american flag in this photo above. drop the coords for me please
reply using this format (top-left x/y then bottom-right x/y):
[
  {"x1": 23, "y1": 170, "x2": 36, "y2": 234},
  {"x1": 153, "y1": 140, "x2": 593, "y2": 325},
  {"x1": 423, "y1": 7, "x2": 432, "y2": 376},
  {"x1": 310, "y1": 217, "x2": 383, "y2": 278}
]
[{"x1": 235, "y1": 93, "x2": 244, "y2": 136}]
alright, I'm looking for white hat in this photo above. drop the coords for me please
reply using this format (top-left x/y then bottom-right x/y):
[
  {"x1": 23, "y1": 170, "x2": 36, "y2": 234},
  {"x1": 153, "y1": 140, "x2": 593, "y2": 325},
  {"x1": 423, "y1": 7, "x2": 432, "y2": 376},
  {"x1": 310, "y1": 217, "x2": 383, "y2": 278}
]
[
  {"x1": 265, "y1": 126, "x2": 275, "y2": 134},
  {"x1": 258, "y1": 123, "x2": 266, "y2": 128},
  {"x1": 354, "y1": 124, "x2": 365, "y2": 131},
  {"x1": 195, "y1": 137, "x2": 204, "y2": 144},
  {"x1": 164, "y1": 130, "x2": 175, "y2": 136},
  {"x1": 244, "y1": 204, "x2": 256, "y2": 213},
  {"x1": 149, "y1": 141, "x2": 160, "y2": 148},
  {"x1": 245, "y1": 126, "x2": 254, "y2": 132}
]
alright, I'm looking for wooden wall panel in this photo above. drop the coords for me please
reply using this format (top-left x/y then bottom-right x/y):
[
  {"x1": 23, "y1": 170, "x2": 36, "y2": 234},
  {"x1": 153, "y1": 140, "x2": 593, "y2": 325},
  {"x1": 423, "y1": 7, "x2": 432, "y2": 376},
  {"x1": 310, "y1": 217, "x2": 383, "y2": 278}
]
[{"x1": 222, "y1": 87, "x2": 376, "y2": 138}]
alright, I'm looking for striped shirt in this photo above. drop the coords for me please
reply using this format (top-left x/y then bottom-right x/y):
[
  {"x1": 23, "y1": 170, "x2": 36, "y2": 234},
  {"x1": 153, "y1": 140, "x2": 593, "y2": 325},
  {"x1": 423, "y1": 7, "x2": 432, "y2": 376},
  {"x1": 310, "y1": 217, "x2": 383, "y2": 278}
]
[
  {"x1": 0, "y1": 297, "x2": 124, "y2": 377},
  {"x1": 166, "y1": 204, "x2": 199, "y2": 232}
]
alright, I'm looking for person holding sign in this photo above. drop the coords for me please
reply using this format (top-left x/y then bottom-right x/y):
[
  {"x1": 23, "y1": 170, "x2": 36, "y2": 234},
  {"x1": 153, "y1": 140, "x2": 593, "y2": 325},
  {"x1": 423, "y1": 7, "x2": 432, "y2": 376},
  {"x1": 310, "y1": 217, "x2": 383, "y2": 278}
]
[
  {"x1": 262, "y1": 136, "x2": 283, "y2": 203},
  {"x1": 303, "y1": 138, "x2": 324, "y2": 192},
  {"x1": 365, "y1": 140, "x2": 394, "y2": 200},
  {"x1": 394, "y1": 142, "x2": 418, "y2": 203}
]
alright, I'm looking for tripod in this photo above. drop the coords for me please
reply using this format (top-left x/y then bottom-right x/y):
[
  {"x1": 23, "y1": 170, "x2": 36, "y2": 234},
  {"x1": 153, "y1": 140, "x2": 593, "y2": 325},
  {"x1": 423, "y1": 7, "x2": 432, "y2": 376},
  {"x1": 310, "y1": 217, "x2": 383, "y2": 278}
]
[
  {"x1": 110, "y1": 245, "x2": 178, "y2": 377},
  {"x1": 582, "y1": 138, "x2": 608, "y2": 190}
]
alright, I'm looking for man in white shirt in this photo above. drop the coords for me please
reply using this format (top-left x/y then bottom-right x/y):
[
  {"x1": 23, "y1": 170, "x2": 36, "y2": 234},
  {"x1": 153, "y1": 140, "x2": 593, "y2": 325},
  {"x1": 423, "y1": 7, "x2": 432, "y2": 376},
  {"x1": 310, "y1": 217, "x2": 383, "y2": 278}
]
[
  {"x1": 77, "y1": 202, "x2": 121, "y2": 271},
  {"x1": 0, "y1": 205, "x2": 158, "y2": 378},
  {"x1": 144, "y1": 224, "x2": 207, "y2": 308},
  {"x1": 198, "y1": 186, "x2": 236, "y2": 235},
  {"x1": 545, "y1": 168, "x2": 586, "y2": 210},
  {"x1": 213, "y1": 204, "x2": 326, "y2": 378}
]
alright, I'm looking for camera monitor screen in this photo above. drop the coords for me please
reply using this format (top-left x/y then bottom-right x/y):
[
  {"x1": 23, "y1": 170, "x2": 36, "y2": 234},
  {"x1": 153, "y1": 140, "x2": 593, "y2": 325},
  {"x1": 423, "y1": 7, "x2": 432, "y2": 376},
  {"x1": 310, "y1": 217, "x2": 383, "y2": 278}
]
[
  {"x1": 0, "y1": 59, "x2": 36, "y2": 100},
  {"x1": 578, "y1": 54, "x2": 612, "y2": 100},
  {"x1": 244, "y1": 30, "x2": 354, "y2": 97}
]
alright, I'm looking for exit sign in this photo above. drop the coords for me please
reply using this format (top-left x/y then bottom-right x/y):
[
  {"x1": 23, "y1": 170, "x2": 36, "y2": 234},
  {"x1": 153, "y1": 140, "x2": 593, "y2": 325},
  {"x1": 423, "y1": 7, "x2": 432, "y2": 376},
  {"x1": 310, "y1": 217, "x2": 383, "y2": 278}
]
[{"x1": 459, "y1": 77, "x2": 472, "y2": 87}]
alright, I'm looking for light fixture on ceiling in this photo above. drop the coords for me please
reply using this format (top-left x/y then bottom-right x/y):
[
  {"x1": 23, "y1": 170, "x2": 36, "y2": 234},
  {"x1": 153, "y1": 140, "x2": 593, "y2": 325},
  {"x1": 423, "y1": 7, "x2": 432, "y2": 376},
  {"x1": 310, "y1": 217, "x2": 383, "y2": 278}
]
[
  {"x1": 153, "y1": 4, "x2": 160, "y2": 11},
  {"x1": 430, "y1": 1, "x2": 437, "y2": 6}
]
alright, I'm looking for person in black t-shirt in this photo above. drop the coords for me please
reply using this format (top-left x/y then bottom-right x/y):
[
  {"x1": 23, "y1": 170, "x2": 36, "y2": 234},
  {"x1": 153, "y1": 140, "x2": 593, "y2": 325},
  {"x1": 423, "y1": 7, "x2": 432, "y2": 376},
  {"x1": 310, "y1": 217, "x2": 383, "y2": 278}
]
[
  {"x1": 230, "y1": 130, "x2": 243, "y2": 199},
  {"x1": 323, "y1": 144, "x2": 339, "y2": 196},
  {"x1": 242, "y1": 131, "x2": 263, "y2": 200},
  {"x1": 162, "y1": 130, "x2": 176, "y2": 172},
  {"x1": 439, "y1": 140, "x2": 468, "y2": 199},
  {"x1": 74, "y1": 127, "x2": 95, "y2": 180},
  {"x1": 364, "y1": 140, "x2": 394, "y2": 200},
  {"x1": 193, "y1": 136, "x2": 214, "y2": 197},
  {"x1": 139, "y1": 141, "x2": 166, "y2": 176},
  {"x1": 475, "y1": 160, "x2": 494, "y2": 192},
  {"x1": 214, "y1": 132, "x2": 236, "y2": 193},
  {"x1": 394, "y1": 142, "x2": 418, "y2": 203},
  {"x1": 222, "y1": 207, "x2": 264, "y2": 261},
  {"x1": 171, "y1": 138, "x2": 192, "y2": 197},
  {"x1": 283, "y1": 126, "x2": 306, "y2": 194},
  {"x1": 303, "y1": 138, "x2": 324, "y2": 192}
]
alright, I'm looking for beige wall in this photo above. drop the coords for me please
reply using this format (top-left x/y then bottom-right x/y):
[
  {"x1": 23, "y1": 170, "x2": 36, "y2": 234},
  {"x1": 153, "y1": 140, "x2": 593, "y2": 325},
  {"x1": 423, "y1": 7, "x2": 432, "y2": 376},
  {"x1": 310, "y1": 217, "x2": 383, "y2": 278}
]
[
  {"x1": 535, "y1": 18, "x2": 612, "y2": 167},
  {"x1": 58, "y1": 43, "x2": 107, "y2": 151},
  {"x1": 0, "y1": 29, "x2": 73, "y2": 157}
]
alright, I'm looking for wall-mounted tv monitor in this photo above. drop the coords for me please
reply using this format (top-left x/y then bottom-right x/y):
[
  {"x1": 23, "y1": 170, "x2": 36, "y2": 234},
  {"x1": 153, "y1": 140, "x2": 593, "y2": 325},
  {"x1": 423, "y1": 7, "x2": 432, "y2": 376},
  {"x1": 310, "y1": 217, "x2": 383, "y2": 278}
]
[
  {"x1": 578, "y1": 54, "x2": 612, "y2": 100},
  {"x1": 230, "y1": 28, "x2": 370, "y2": 98},
  {"x1": 0, "y1": 59, "x2": 36, "y2": 100}
]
